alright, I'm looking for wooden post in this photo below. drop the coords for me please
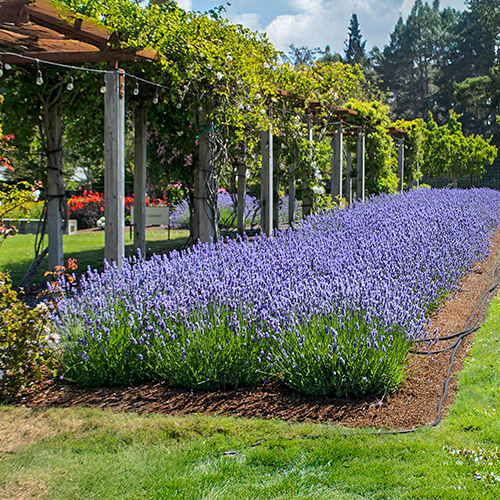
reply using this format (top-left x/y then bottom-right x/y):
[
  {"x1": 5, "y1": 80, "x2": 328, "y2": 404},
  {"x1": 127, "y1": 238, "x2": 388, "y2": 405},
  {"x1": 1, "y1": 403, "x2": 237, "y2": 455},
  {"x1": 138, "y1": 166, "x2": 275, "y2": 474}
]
[
  {"x1": 331, "y1": 121, "x2": 343, "y2": 199},
  {"x1": 45, "y1": 98, "x2": 64, "y2": 271},
  {"x1": 345, "y1": 148, "x2": 352, "y2": 204},
  {"x1": 237, "y1": 142, "x2": 247, "y2": 237},
  {"x1": 397, "y1": 138, "x2": 405, "y2": 193},
  {"x1": 133, "y1": 107, "x2": 147, "y2": 257},
  {"x1": 302, "y1": 114, "x2": 313, "y2": 217},
  {"x1": 288, "y1": 162, "x2": 296, "y2": 227},
  {"x1": 356, "y1": 126, "x2": 365, "y2": 201},
  {"x1": 260, "y1": 108, "x2": 273, "y2": 236},
  {"x1": 104, "y1": 68, "x2": 125, "y2": 268},
  {"x1": 407, "y1": 151, "x2": 415, "y2": 189},
  {"x1": 193, "y1": 104, "x2": 219, "y2": 243},
  {"x1": 273, "y1": 144, "x2": 279, "y2": 230}
]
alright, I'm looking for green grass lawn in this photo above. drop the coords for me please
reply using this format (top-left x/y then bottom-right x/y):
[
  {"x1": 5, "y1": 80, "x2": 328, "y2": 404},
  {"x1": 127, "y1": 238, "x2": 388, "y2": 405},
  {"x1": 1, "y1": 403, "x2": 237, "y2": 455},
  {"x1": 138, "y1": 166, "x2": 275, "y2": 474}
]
[
  {"x1": 0, "y1": 229, "x2": 189, "y2": 287},
  {"x1": 1, "y1": 297, "x2": 500, "y2": 498}
]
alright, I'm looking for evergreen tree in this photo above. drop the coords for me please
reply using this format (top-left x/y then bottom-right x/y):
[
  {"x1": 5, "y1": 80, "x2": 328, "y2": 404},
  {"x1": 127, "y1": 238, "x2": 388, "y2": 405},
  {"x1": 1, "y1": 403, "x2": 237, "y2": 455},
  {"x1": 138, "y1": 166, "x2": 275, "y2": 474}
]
[
  {"x1": 344, "y1": 14, "x2": 367, "y2": 67},
  {"x1": 375, "y1": 0, "x2": 449, "y2": 121}
]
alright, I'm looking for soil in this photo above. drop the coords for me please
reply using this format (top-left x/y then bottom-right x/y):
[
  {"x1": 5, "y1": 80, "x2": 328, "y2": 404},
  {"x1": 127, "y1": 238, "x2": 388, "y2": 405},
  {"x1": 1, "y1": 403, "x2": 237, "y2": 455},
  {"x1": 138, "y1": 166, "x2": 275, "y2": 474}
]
[{"x1": 14, "y1": 232, "x2": 500, "y2": 431}]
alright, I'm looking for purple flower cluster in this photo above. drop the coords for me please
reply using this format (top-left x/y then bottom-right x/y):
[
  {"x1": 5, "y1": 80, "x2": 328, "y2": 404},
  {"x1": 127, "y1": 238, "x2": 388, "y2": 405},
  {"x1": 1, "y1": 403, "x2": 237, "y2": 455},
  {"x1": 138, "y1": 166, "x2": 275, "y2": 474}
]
[{"x1": 55, "y1": 188, "x2": 500, "y2": 394}]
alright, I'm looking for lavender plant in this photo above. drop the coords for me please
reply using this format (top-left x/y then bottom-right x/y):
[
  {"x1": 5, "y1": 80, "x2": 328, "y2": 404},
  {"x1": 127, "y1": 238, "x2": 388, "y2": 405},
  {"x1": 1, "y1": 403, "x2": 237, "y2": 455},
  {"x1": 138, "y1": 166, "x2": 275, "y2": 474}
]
[
  {"x1": 54, "y1": 188, "x2": 500, "y2": 396},
  {"x1": 169, "y1": 192, "x2": 301, "y2": 230}
]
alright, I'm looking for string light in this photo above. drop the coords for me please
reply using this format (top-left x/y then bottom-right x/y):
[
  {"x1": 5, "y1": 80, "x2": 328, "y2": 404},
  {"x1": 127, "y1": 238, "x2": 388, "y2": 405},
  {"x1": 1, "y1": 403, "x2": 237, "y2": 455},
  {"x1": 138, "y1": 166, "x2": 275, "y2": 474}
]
[
  {"x1": 133, "y1": 79, "x2": 139, "y2": 95},
  {"x1": 35, "y1": 59, "x2": 43, "y2": 85},
  {"x1": 4, "y1": 63, "x2": 11, "y2": 70},
  {"x1": 0, "y1": 62, "x2": 3, "y2": 78},
  {"x1": 100, "y1": 79, "x2": 107, "y2": 93},
  {"x1": 153, "y1": 91, "x2": 159, "y2": 104},
  {"x1": 66, "y1": 74, "x2": 74, "y2": 91}
]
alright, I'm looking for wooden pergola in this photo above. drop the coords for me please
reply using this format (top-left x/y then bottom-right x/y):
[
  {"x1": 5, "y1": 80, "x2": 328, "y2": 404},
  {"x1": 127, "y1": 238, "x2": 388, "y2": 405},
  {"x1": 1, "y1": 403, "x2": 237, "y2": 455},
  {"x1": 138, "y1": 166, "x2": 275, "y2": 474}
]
[
  {"x1": 0, "y1": 0, "x2": 156, "y2": 271},
  {"x1": 388, "y1": 127, "x2": 408, "y2": 193}
]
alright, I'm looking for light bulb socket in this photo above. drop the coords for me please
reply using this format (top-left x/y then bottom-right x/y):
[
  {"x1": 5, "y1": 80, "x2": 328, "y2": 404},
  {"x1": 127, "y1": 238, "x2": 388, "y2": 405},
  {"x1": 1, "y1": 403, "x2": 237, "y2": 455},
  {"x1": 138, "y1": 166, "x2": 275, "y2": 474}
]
[
  {"x1": 66, "y1": 76, "x2": 74, "y2": 91},
  {"x1": 133, "y1": 81, "x2": 139, "y2": 96},
  {"x1": 100, "y1": 80, "x2": 107, "y2": 94}
]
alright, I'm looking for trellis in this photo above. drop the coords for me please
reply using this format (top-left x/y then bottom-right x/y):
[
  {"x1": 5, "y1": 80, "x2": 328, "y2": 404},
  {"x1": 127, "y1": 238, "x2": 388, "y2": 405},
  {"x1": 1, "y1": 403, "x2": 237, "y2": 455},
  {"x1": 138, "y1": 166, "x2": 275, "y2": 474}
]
[{"x1": 0, "y1": 0, "x2": 155, "y2": 271}]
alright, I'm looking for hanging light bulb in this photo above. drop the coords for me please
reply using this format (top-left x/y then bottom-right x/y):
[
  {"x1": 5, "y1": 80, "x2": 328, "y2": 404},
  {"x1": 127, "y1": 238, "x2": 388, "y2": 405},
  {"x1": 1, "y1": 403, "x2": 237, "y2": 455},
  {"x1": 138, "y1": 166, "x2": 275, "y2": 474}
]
[
  {"x1": 153, "y1": 91, "x2": 159, "y2": 105},
  {"x1": 35, "y1": 60, "x2": 43, "y2": 85},
  {"x1": 198, "y1": 105, "x2": 203, "y2": 112},
  {"x1": 36, "y1": 69, "x2": 43, "y2": 85},
  {"x1": 100, "y1": 79, "x2": 107, "y2": 93},
  {"x1": 4, "y1": 63, "x2": 11, "y2": 71},
  {"x1": 0, "y1": 62, "x2": 3, "y2": 78},
  {"x1": 133, "y1": 80, "x2": 139, "y2": 96},
  {"x1": 66, "y1": 75, "x2": 74, "y2": 91}
]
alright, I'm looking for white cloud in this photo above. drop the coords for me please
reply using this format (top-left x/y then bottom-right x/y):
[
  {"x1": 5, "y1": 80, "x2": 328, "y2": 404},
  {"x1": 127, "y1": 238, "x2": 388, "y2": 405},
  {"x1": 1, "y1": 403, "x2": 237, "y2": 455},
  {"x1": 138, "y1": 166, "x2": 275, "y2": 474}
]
[
  {"x1": 400, "y1": 0, "x2": 415, "y2": 18},
  {"x1": 176, "y1": 0, "x2": 193, "y2": 11},
  {"x1": 229, "y1": 13, "x2": 262, "y2": 32},
  {"x1": 288, "y1": 0, "x2": 323, "y2": 13},
  {"x1": 264, "y1": 0, "x2": 406, "y2": 53}
]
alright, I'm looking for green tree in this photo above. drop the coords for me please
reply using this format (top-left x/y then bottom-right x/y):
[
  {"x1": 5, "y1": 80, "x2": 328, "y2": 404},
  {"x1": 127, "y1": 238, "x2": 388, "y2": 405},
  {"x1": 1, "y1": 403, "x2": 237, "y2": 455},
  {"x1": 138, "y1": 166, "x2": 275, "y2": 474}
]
[
  {"x1": 344, "y1": 14, "x2": 367, "y2": 67},
  {"x1": 376, "y1": 0, "x2": 452, "y2": 121},
  {"x1": 422, "y1": 110, "x2": 497, "y2": 187}
]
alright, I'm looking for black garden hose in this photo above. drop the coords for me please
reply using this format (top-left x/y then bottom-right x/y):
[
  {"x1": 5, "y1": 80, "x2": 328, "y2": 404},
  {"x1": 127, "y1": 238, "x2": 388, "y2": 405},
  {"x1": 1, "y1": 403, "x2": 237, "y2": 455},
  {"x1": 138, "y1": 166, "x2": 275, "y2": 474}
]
[{"x1": 222, "y1": 251, "x2": 500, "y2": 453}]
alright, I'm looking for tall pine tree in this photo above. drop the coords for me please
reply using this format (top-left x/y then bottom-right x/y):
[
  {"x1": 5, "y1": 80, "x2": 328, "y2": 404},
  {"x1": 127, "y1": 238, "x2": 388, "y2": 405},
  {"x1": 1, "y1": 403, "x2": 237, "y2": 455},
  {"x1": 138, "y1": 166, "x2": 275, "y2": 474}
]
[{"x1": 344, "y1": 14, "x2": 368, "y2": 67}]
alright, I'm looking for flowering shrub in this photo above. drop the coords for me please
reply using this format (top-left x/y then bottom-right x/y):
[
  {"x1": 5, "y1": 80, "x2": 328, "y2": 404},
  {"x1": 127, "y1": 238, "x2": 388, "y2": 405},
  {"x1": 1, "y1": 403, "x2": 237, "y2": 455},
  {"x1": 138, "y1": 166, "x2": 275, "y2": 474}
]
[
  {"x1": 54, "y1": 189, "x2": 500, "y2": 395},
  {"x1": 0, "y1": 182, "x2": 42, "y2": 246},
  {"x1": 68, "y1": 190, "x2": 104, "y2": 229},
  {"x1": 0, "y1": 272, "x2": 57, "y2": 399},
  {"x1": 68, "y1": 191, "x2": 134, "y2": 229}
]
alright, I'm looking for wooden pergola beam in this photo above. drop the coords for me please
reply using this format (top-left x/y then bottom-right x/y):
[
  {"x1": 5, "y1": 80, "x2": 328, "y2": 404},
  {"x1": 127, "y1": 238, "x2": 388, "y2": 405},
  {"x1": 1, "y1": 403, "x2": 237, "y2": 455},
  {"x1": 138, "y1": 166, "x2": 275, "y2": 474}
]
[{"x1": 0, "y1": 49, "x2": 155, "y2": 64}]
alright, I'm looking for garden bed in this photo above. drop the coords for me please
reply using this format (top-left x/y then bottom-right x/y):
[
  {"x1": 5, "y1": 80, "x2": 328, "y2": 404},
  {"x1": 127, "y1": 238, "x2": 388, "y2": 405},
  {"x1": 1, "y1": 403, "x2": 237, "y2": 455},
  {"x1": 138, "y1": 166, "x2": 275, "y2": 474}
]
[{"x1": 16, "y1": 227, "x2": 500, "y2": 431}]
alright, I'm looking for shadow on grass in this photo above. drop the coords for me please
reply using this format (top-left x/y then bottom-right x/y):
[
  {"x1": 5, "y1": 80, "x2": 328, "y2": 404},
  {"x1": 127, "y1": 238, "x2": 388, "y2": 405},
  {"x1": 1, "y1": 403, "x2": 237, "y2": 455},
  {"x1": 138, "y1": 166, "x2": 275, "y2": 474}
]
[{"x1": 3, "y1": 231, "x2": 189, "y2": 288}]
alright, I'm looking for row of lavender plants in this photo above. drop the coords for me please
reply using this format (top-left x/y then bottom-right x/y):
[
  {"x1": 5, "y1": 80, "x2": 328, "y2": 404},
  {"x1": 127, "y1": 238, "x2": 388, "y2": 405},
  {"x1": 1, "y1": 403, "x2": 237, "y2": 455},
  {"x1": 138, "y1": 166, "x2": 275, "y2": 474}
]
[
  {"x1": 170, "y1": 191, "x2": 302, "y2": 229},
  {"x1": 54, "y1": 188, "x2": 500, "y2": 396}
]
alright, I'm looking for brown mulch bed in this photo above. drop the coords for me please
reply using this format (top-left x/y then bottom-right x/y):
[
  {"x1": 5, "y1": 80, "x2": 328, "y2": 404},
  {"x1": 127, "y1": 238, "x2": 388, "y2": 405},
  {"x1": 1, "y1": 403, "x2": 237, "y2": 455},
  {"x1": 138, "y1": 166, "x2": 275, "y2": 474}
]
[{"x1": 15, "y1": 233, "x2": 500, "y2": 430}]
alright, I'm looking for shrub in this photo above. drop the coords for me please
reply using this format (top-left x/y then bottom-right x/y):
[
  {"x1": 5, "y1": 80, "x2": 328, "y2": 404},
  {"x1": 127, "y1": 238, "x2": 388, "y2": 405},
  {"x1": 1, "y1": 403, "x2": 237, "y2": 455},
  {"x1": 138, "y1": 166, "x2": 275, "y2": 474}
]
[
  {"x1": 68, "y1": 191, "x2": 134, "y2": 229},
  {"x1": 0, "y1": 272, "x2": 57, "y2": 399},
  {"x1": 54, "y1": 188, "x2": 500, "y2": 396},
  {"x1": 68, "y1": 190, "x2": 105, "y2": 229}
]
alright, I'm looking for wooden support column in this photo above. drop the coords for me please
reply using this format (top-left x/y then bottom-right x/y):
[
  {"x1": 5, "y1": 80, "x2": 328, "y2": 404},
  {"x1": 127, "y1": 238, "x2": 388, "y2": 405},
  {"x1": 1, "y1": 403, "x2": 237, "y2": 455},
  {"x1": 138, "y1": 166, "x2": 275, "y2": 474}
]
[
  {"x1": 273, "y1": 145, "x2": 279, "y2": 230},
  {"x1": 397, "y1": 138, "x2": 405, "y2": 193},
  {"x1": 133, "y1": 107, "x2": 147, "y2": 257},
  {"x1": 237, "y1": 142, "x2": 247, "y2": 237},
  {"x1": 302, "y1": 114, "x2": 313, "y2": 217},
  {"x1": 260, "y1": 109, "x2": 273, "y2": 236},
  {"x1": 288, "y1": 162, "x2": 296, "y2": 227},
  {"x1": 45, "y1": 99, "x2": 64, "y2": 272},
  {"x1": 194, "y1": 104, "x2": 219, "y2": 243},
  {"x1": 407, "y1": 151, "x2": 415, "y2": 189},
  {"x1": 345, "y1": 148, "x2": 352, "y2": 204},
  {"x1": 331, "y1": 121, "x2": 343, "y2": 199},
  {"x1": 104, "y1": 68, "x2": 125, "y2": 268},
  {"x1": 356, "y1": 126, "x2": 365, "y2": 201}
]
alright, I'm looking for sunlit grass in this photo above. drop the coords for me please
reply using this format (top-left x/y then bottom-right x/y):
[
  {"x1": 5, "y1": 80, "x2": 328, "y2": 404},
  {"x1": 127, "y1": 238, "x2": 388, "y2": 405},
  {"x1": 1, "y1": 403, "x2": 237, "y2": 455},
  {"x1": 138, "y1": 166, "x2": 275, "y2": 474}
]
[{"x1": 0, "y1": 229, "x2": 189, "y2": 287}]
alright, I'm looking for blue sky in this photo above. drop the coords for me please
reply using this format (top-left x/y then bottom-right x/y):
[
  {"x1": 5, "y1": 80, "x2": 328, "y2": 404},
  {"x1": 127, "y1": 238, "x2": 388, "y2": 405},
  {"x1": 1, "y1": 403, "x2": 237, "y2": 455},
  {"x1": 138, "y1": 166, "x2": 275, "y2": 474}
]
[{"x1": 176, "y1": 0, "x2": 468, "y2": 54}]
